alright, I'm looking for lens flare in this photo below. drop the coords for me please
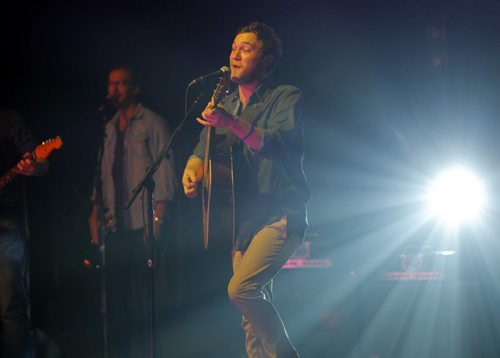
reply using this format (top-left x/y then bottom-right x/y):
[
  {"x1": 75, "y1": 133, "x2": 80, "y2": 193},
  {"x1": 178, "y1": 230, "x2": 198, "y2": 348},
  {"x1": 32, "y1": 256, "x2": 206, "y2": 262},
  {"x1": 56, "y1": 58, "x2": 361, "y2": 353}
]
[{"x1": 425, "y1": 166, "x2": 486, "y2": 227}]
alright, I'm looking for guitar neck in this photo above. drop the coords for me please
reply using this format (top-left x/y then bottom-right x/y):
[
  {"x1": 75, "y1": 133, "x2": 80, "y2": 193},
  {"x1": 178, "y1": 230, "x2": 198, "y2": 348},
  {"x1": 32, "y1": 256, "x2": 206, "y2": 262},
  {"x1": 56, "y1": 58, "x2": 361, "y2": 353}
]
[
  {"x1": 0, "y1": 168, "x2": 19, "y2": 189},
  {"x1": 0, "y1": 147, "x2": 37, "y2": 189}
]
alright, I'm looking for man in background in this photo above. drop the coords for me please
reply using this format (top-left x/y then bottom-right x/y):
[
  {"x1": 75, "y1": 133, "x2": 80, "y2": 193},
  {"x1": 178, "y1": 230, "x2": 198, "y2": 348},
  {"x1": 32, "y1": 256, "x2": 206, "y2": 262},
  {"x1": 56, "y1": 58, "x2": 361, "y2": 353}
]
[{"x1": 88, "y1": 65, "x2": 177, "y2": 357}]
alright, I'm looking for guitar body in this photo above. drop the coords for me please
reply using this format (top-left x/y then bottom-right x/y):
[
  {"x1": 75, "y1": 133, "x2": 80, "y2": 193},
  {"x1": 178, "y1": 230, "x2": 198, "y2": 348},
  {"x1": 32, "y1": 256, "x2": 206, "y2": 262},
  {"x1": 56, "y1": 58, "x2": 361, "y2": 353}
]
[{"x1": 202, "y1": 132, "x2": 235, "y2": 249}]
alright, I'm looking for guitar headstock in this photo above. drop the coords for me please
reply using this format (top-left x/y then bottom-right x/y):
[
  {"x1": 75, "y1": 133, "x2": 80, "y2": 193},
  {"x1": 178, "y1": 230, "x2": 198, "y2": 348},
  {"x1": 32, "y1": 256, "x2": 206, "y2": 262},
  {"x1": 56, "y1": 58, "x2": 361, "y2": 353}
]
[
  {"x1": 211, "y1": 67, "x2": 230, "y2": 107},
  {"x1": 34, "y1": 136, "x2": 64, "y2": 160}
]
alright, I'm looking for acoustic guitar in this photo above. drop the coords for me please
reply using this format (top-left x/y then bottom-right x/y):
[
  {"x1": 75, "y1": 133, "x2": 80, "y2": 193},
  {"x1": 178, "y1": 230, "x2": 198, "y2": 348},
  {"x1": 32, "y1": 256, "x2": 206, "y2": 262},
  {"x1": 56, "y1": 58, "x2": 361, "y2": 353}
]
[{"x1": 201, "y1": 72, "x2": 234, "y2": 249}]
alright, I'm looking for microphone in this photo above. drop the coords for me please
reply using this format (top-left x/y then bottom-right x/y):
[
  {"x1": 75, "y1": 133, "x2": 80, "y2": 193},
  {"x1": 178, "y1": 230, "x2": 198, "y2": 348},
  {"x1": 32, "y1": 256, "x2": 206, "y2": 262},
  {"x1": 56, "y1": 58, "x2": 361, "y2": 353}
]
[
  {"x1": 99, "y1": 95, "x2": 116, "y2": 120},
  {"x1": 188, "y1": 66, "x2": 230, "y2": 87},
  {"x1": 99, "y1": 95, "x2": 115, "y2": 112}
]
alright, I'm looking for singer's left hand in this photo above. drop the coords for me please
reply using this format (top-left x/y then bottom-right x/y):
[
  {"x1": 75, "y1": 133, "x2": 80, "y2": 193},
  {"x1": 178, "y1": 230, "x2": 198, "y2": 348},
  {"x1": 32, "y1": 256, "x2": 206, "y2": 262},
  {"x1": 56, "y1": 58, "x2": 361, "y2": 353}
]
[{"x1": 196, "y1": 103, "x2": 234, "y2": 128}]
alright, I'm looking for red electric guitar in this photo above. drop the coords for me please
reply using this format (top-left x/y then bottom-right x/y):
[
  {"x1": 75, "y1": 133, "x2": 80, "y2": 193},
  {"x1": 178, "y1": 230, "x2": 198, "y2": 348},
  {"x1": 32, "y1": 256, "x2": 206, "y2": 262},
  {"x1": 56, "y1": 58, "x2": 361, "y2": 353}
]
[{"x1": 0, "y1": 136, "x2": 63, "y2": 189}]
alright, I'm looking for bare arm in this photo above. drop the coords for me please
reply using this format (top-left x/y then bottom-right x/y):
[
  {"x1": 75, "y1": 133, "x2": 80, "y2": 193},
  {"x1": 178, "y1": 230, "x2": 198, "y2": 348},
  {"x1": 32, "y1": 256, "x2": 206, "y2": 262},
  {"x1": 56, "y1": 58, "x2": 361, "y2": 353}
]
[{"x1": 196, "y1": 105, "x2": 264, "y2": 152}]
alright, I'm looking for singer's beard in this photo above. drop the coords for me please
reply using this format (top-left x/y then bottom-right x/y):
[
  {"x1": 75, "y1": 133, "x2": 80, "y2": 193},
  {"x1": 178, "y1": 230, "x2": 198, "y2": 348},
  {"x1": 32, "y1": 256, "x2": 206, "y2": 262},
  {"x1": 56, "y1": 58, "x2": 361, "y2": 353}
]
[
  {"x1": 230, "y1": 69, "x2": 266, "y2": 86},
  {"x1": 111, "y1": 96, "x2": 135, "y2": 110},
  {"x1": 109, "y1": 96, "x2": 121, "y2": 108}
]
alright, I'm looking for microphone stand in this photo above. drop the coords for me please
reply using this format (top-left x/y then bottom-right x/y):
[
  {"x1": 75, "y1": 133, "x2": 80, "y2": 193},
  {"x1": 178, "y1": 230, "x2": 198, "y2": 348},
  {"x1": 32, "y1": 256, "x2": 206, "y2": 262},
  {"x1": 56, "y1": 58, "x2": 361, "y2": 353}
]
[
  {"x1": 125, "y1": 87, "x2": 205, "y2": 358},
  {"x1": 94, "y1": 108, "x2": 111, "y2": 358},
  {"x1": 21, "y1": 176, "x2": 34, "y2": 355}
]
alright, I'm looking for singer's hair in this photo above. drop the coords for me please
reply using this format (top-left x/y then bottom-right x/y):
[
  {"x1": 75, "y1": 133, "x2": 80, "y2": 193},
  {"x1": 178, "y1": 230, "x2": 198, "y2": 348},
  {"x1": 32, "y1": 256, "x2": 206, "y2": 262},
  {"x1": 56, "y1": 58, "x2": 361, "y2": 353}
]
[
  {"x1": 109, "y1": 64, "x2": 140, "y2": 86},
  {"x1": 237, "y1": 22, "x2": 283, "y2": 74}
]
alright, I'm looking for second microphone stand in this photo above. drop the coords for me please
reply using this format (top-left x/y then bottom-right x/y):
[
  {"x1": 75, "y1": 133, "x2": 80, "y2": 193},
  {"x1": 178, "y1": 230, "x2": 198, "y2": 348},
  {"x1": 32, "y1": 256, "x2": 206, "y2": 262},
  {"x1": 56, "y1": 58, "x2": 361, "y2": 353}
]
[{"x1": 125, "y1": 87, "x2": 205, "y2": 358}]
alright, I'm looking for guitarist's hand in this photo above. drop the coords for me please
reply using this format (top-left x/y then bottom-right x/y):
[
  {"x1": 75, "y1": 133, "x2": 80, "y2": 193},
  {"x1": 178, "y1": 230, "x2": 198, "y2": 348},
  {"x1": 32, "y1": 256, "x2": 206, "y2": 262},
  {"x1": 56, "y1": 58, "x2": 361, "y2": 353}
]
[
  {"x1": 13, "y1": 152, "x2": 48, "y2": 176},
  {"x1": 198, "y1": 102, "x2": 263, "y2": 152},
  {"x1": 197, "y1": 103, "x2": 233, "y2": 128},
  {"x1": 183, "y1": 157, "x2": 203, "y2": 198},
  {"x1": 88, "y1": 204, "x2": 115, "y2": 246}
]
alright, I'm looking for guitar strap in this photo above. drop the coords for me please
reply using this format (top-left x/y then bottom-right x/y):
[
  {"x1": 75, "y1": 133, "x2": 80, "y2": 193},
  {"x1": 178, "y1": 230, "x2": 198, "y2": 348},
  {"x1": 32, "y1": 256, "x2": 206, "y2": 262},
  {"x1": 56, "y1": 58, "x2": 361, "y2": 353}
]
[
  {"x1": 229, "y1": 104, "x2": 240, "y2": 248},
  {"x1": 202, "y1": 127, "x2": 212, "y2": 249}
]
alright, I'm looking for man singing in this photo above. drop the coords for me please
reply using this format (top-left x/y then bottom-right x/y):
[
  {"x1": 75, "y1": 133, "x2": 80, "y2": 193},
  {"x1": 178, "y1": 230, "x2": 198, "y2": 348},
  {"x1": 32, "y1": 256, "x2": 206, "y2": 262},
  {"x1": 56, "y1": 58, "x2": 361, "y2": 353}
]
[
  {"x1": 89, "y1": 65, "x2": 176, "y2": 357},
  {"x1": 182, "y1": 22, "x2": 309, "y2": 357}
]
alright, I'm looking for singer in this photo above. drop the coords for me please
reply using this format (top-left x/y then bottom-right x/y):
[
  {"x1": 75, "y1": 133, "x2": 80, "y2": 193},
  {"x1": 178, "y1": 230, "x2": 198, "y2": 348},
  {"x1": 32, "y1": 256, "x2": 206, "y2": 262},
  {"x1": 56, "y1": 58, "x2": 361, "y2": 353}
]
[
  {"x1": 182, "y1": 22, "x2": 309, "y2": 357},
  {"x1": 88, "y1": 65, "x2": 177, "y2": 358}
]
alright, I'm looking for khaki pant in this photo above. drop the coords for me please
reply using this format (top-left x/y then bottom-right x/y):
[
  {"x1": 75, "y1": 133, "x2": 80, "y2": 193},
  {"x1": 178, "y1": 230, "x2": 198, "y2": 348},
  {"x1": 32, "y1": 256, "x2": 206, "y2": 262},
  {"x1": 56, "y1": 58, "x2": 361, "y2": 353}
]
[{"x1": 228, "y1": 217, "x2": 301, "y2": 358}]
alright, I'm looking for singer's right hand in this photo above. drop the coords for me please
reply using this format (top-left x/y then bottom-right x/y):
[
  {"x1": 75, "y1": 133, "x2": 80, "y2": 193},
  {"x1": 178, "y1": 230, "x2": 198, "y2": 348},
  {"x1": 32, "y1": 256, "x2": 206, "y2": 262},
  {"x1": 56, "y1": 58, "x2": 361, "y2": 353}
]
[
  {"x1": 88, "y1": 205, "x2": 115, "y2": 246},
  {"x1": 183, "y1": 168, "x2": 199, "y2": 198},
  {"x1": 182, "y1": 157, "x2": 203, "y2": 198}
]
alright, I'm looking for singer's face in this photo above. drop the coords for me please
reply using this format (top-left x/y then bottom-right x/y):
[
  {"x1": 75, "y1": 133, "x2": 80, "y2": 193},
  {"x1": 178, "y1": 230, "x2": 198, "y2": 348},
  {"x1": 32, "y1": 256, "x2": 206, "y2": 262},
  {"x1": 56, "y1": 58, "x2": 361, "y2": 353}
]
[
  {"x1": 107, "y1": 69, "x2": 137, "y2": 108},
  {"x1": 230, "y1": 32, "x2": 268, "y2": 85}
]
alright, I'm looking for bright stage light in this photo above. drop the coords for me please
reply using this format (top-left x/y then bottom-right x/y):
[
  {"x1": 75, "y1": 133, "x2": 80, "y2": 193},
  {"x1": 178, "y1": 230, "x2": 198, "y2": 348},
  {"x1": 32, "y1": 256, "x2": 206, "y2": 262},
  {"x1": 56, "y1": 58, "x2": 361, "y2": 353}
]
[{"x1": 425, "y1": 166, "x2": 486, "y2": 227}]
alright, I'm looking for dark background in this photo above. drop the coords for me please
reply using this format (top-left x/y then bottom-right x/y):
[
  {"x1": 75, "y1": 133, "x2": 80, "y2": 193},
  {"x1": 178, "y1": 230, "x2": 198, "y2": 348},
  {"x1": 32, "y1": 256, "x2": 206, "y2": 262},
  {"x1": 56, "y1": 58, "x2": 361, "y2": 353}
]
[{"x1": 3, "y1": 0, "x2": 500, "y2": 357}]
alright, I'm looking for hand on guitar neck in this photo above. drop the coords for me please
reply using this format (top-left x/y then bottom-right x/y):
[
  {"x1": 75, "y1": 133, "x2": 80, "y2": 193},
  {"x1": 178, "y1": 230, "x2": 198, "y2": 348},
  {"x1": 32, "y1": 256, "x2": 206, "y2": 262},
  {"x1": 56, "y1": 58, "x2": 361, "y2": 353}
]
[
  {"x1": 196, "y1": 102, "x2": 235, "y2": 129},
  {"x1": 1, "y1": 136, "x2": 62, "y2": 190},
  {"x1": 12, "y1": 152, "x2": 49, "y2": 177},
  {"x1": 196, "y1": 100, "x2": 263, "y2": 152}
]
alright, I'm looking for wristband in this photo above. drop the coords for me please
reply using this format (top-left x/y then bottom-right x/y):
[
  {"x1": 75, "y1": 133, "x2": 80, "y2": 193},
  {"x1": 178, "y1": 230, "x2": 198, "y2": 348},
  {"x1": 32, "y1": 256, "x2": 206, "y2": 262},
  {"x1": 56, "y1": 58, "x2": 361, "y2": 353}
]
[{"x1": 241, "y1": 125, "x2": 254, "y2": 141}]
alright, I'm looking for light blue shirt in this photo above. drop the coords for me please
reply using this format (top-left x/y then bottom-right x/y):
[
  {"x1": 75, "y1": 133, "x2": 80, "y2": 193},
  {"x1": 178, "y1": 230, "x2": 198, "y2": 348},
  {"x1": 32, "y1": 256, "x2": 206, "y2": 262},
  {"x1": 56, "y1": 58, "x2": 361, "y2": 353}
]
[{"x1": 99, "y1": 103, "x2": 176, "y2": 230}]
